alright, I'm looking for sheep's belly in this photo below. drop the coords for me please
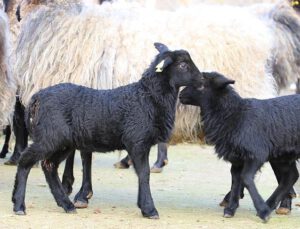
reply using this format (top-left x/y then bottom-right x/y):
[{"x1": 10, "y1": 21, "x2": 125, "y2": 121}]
[
  {"x1": 75, "y1": 138, "x2": 125, "y2": 153},
  {"x1": 270, "y1": 152, "x2": 300, "y2": 163},
  {"x1": 76, "y1": 144, "x2": 125, "y2": 153}
]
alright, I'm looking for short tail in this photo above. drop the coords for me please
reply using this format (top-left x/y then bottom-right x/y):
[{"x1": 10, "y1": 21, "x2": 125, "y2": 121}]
[{"x1": 25, "y1": 95, "x2": 40, "y2": 136}]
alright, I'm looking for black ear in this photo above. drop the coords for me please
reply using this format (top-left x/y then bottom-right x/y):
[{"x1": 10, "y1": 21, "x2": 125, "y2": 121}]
[
  {"x1": 209, "y1": 72, "x2": 235, "y2": 89},
  {"x1": 154, "y1": 42, "x2": 169, "y2": 54},
  {"x1": 155, "y1": 56, "x2": 173, "y2": 73}
]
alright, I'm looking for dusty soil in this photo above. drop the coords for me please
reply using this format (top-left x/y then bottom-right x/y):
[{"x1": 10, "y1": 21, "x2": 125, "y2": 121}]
[{"x1": 0, "y1": 144, "x2": 300, "y2": 229}]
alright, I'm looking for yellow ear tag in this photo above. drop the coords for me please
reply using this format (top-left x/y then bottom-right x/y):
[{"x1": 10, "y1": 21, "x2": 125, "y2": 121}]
[
  {"x1": 155, "y1": 60, "x2": 165, "y2": 72},
  {"x1": 292, "y1": 0, "x2": 300, "y2": 6}
]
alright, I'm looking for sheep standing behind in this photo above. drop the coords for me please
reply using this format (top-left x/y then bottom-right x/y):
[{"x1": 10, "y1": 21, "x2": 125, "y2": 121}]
[
  {"x1": 15, "y1": 1, "x2": 276, "y2": 143},
  {"x1": 250, "y1": 0, "x2": 300, "y2": 90},
  {"x1": 2, "y1": 0, "x2": 105, "y2": 164},
  {"x1": 0, "y1": 9, "x2": 16, "y2": 128}
]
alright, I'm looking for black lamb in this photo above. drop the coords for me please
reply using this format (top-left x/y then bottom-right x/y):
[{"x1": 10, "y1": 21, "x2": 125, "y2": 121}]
[
  {"x1": 179, "y1": 71, "x2": 300, "y2": 222},
  {"x1": 12, "y1": 43, "x2": 203, "y2": 218}
]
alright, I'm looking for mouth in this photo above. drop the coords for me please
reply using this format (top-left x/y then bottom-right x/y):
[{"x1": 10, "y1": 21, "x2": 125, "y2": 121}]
[
  {"x1": 192, "y1": 77, "x2": 204, "y2": 87},
  {"x1": 179, "y1": 94, "x2": 188, "y2": 103}
]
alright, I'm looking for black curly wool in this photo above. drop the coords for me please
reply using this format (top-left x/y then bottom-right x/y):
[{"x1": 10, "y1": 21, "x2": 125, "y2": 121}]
[
  {"x1": 12, "y1": 43, "x2": 203, "y2": 218},
  {"x1": 179, "y1": 71, "x2": 300, "y2": 221}
]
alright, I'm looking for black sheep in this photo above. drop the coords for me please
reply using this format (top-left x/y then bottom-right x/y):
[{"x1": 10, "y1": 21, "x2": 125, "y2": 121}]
[
  {"x1": 12, "y1": 43, "x2": 203, "y2": 218},
  {"x1": 179, "y1": 72, "x2": 300, "y2": 222}
]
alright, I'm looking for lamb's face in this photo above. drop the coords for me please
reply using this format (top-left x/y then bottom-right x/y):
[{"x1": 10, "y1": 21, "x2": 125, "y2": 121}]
[
  {"x1": 203, "y1": 72, "x2": 235, "y2": 90},
  {"x1": 179, "y1": 71, "x2": 235, "y2": 106},
  {"x1": 166, "y1": 50, "x2": 204, "y2": 88},
  {"x1": 153, "y1": 42, "x2": 203, "y2": 88}
]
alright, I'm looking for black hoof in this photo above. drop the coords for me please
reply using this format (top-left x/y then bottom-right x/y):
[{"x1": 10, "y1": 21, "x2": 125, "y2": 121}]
[
  {"x1": 262, "y1": 215, "x2": 271, "y2": 223},
  {"x1": 5, "y1": 152, "x2": 21, "y2": 165},
  {"x1": 113, "y1": 161, "x2": 130, "y2": 169},
  {"x1": 62, "y1": 178, "x2": 74, "y2": 196},
  {"x1": 4, "y1": 159, "x2": 18, "y2": 165},
  {"x1": 224, "y1": 207, "x2": 236, "y2": 218},
  {"x1": 142, "y1": 208, "x2": 159, "y2": 219},
  {"x1": 219, "y1": 199, "x2": 228, "y2": 207},
  {"x1": 0, "y1": 152, "x2": 8, "y2": 158},
  {"x1": 66, "y1": 208, "x2": 77, "y2": 214},
  {"x1": 258, "y1": 208, "x2": 271, "y2": 223}
]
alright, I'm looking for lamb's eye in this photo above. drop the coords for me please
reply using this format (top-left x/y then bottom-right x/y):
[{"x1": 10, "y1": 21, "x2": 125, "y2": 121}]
[{"x1": 178, "y1": 62, "x2": 188, "y2": 71}]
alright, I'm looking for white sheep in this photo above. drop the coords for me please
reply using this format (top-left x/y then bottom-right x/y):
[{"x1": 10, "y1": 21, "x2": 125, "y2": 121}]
[{"x1": 15, "y1": 0, "x2": 276, "y2": 142}]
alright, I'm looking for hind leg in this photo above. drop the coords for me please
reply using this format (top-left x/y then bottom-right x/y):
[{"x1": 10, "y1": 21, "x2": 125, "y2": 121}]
[
  {"x1": 150, "y1": 142, "x2": 168, "y2": 173},
  {"x1": 74, "y1": 151, "x2": 93, "y2": 208},
  {"x1": 266, "y1": 161, "x2": 299, "y2": 211},
  {"x1": 41, "y1": 148, "x2": 76, "y2": 213},
  {"x1": 220, "y1": 185, "x2": 245, "y2": 207},
  {"x1": 12, "y1": 144, "x2": 40, "y2": 215},
  {"x1": 114, "y1": 154, "x2": 132, "y2": 169},
  {"x1": 270, "y1": 161, "x2": 296, "y2": 215},
  {"x1": 62, "y1": 150, "x2": 75, "y2": 195}
]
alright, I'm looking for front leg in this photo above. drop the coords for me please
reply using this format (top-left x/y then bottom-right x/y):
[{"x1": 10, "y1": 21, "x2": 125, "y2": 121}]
[
  {"x1": 241, "y1": 160, "x2": 271, "y2": 222},
  {"x1": 150, "y1": 142, "x2": 168, "y2": 173},
  {"x1": 12, "y1": 145, "x2": 40, "y2": 215},
  {"x1": 223, "y1": 164, "x2": 243, "y2": 218},
  {"x1": 128, "y1": 144, "x2": 159, "y2": 219}
]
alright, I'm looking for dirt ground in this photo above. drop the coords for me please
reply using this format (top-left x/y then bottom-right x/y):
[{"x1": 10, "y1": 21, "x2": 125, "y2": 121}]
[{"x1": 0, "y1": 144, "x2": 300, "y2": 229}]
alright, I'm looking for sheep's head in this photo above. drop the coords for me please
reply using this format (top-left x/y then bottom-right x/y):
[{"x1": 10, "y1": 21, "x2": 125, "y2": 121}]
[
  {"x1": 153, "y1": 42, "x2": 203, "y2": 88},
  {"x1": 179, "y1": 71, "x2": 235, "y2": 105}
]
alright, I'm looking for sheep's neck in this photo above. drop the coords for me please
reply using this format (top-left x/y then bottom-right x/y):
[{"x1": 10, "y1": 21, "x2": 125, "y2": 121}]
[
  {"x1": 140, "y1": 74, "x2": 178, "y2": 140},
  {"x1": 141, "y1": 74, "x2": 178, "y2": 108},
  {"x1": 201, "y1": 88, "x2": 244, "y2": 142}
]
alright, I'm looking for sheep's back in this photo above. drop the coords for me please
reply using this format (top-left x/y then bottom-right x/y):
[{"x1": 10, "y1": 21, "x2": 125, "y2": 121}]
[
  {"x1": 27, "y1": 82, "x2": 164, "y2": 152},
  {"x1": 216, "y1": 95, "x2": 300, "y2": 162}
]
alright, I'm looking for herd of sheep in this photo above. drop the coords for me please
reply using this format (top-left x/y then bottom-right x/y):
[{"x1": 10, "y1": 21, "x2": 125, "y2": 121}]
[{"x1": 0, "y1": 0, "x2": 300, "y2": 224}]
